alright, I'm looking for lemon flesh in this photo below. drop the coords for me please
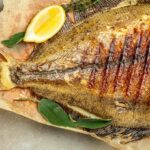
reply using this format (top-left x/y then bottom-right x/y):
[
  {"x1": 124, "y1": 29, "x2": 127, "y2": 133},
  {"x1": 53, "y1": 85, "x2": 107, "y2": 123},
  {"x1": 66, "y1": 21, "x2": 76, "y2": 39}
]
[{"x1": 24, "y1": 5, "x2": 66, "y2": 43}]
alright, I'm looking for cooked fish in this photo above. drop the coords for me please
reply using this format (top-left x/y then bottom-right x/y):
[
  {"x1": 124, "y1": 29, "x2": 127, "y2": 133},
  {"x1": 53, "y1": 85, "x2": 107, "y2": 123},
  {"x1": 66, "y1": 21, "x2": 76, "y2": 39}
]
[{"x1": 0, "y1": 4, "x2": 150, "y2": 130}]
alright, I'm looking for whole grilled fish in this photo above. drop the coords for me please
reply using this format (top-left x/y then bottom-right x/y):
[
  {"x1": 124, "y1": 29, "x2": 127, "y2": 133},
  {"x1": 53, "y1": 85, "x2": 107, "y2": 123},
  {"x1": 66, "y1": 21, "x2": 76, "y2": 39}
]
[{"x1": 0, "y1": 3, "x2": 150, "y2": 133}]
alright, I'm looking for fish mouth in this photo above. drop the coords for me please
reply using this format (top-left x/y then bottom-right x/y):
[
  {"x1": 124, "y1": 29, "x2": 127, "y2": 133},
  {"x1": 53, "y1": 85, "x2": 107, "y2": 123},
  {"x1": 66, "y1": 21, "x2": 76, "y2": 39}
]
[{"x1": 0, "y1": 51, "x2": 16, "y2": 90}]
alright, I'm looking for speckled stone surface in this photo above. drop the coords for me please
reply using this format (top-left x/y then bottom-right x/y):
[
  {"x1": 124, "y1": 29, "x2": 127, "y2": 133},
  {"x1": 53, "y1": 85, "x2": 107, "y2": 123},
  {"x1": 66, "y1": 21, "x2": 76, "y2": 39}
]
[
  {"x1": 0, "y1": 0, "x2": 115, "y2": 150},
  {"x1": 0, "y1": 109, "x2": 115, "y2": 150}
]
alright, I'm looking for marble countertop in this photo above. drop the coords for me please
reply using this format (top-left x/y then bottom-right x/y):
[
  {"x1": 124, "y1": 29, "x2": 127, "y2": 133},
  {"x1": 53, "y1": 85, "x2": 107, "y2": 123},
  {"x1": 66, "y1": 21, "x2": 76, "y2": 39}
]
[
  {"x1": 0, "y1": 0, "x2": 115, "y2": 149},
  {"x1": 0, "y1": 109, "x2": 115, "y2": 150}
]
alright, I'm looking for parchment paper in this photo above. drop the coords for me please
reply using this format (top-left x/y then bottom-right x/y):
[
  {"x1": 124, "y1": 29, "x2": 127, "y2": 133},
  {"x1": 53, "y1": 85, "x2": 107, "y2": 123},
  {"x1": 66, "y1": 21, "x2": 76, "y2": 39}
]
[{"x1": 0, "y1": 0, "x2": 150, "y2": 150}]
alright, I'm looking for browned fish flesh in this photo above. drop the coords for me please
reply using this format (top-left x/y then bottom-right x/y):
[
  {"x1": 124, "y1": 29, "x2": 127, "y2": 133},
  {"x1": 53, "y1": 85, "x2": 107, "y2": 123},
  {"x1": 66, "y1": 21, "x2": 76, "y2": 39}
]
[{"x1": 0, "y1": 4, "x2": 150, "y2": 129}]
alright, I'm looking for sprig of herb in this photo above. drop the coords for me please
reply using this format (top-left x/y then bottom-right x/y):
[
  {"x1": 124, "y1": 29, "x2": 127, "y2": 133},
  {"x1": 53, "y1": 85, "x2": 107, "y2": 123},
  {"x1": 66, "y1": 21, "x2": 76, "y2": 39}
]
[
  {"x1": 15, "y1": 98, "x2": 112, "y2": 129},
  {"x1": 14, "y1": 97, "x2": 39, "y2": 103},
  {"x1": 1, "y1": 32, "x2": 25, "y2": 48},
  {"x1": 62, "y1": 0, "x2": 101, "y2": 12}
]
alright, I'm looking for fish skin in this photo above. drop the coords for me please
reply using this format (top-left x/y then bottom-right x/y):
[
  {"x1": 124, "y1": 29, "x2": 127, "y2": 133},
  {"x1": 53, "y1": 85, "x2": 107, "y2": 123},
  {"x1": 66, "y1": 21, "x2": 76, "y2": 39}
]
[{"x1": 4, "y1": 4, "x2": 150, "y2": 128}]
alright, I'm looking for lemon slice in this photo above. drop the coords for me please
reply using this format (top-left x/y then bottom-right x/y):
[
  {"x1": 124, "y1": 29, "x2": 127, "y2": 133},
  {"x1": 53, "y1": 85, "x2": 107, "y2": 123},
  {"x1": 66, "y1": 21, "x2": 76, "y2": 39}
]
[{"x1": 24, "y1": 5, "x2": 66, "y2": 43}]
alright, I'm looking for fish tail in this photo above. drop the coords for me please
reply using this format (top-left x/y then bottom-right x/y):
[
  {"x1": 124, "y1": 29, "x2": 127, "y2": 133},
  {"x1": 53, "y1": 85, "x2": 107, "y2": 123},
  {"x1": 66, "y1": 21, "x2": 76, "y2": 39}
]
[{"x1": 0, "y1": 51, "x2": 16, "y2": 90}]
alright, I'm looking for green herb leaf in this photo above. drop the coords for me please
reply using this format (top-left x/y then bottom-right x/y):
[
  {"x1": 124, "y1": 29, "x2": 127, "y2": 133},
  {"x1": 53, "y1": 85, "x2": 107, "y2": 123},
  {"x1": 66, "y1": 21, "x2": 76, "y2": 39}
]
[
  {"x1": 75, "y1": 118, "x2": 112, "y2": 129},
  {"x1": 1, "y1": 32, "x2": 25, "y2": 48},
  {"x1": 38, "y1": 99, "x2": 112, "y2": 129},
  {"x1": 16, "y1": 98, "x2": 112, "y2": 129},
  {"x1": 62, "y1": 0, "x2": 101, "y2": 12},
  {"x1": 38, "y1": 99, "x2": 76, "y2": 128}
]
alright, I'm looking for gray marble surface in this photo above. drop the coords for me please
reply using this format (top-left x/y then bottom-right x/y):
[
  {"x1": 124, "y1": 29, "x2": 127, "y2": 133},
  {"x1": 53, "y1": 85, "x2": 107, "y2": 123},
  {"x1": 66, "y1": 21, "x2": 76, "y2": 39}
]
[
  {"x1": 0, "y1": 0, "x2": 115, "y2": 150},
  {"x1": 0, "y1": 109, "x2": 115, "y2": 150}
]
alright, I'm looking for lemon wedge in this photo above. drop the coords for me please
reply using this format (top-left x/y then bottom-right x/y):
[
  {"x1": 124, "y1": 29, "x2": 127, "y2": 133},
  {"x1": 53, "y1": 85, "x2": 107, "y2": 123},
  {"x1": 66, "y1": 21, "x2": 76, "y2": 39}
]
[{"x1": 24, "y1": 5, "x2": 66, "y2": 43}]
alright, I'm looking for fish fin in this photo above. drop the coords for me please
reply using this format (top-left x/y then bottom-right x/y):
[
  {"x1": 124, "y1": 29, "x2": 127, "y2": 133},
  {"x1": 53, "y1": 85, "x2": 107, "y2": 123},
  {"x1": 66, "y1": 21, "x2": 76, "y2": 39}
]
[
  {"x1": 0, "y1": 50, "x2": 16, "y2": 90},
  {"x1": 65, "y1": 0, "x2": 150, "y2": 23},
  {"x1": 64, "y1": 0, "x2": 149, "y2": 24},
  {"x1": 63, "y1": 0, "x2": 126, "y2": 24},
  {"x1": 91, "y1": 126, "x2": 150, "y2": 144},
  {"x1": 75, "y1": 0, "x2": 124, "y2": 23},
  {"x1": 60, "y1": 13, "x2": 74, "y2": 33}
]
